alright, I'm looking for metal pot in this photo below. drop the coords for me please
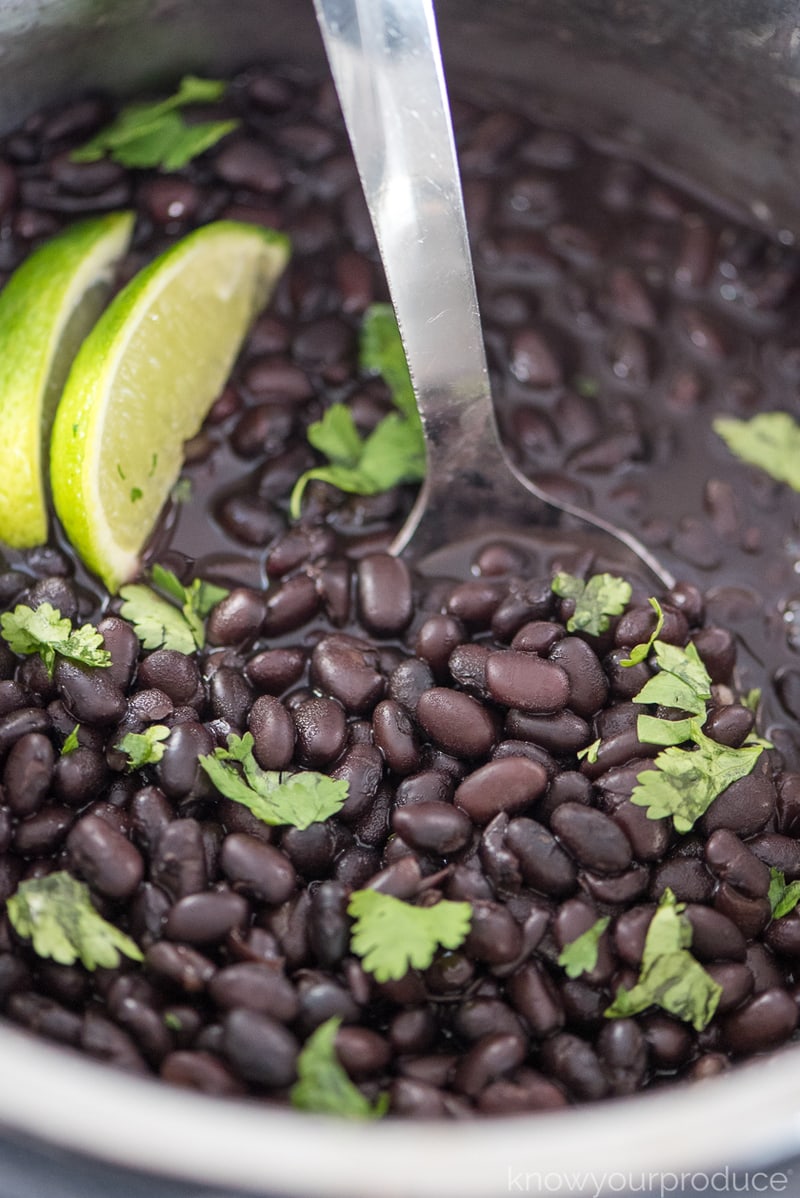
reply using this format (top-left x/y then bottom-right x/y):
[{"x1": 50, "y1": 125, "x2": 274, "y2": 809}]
[{"x1": 1, "y1": 2, "x2": 800, "y2": 1195}]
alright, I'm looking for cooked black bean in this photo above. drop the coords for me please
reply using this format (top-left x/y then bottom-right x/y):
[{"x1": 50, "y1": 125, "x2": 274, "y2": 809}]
[
  {"x1": 416, "y1": 687, "x2": 496, "y2": 758},
  {"x1": 66, "y1": 814, "x2": 144, "y2": 899},
  {"x1": 310, "y1": 633, "x2": 384, "y2": 714},
  {"x1": 392, "y1": 801, "x2": 471, "y2": 856},
  {"x1": 0, "y1": 707, "x2": 51, "y2": 756},
  {"x1": 247, "y1": 694, "x2": 295, "y2": 770},
  {"x1": 208, "y1": 667, "x2": 253, "y2": 727},
  {"x1": 151, "y1": 819, "x2": 208, "y2": 900},
  {"x1": 453, "y1": 1031, "x2": 527, "y2": 1096},
  {"x1": 308, "y1": 880, "x2": 350, "y2": 968},
  {"x1": 699, "y1": 772, "x2": 777, "y2": 837},
  {"x1": 505, "y1": 709, "x2": 591, "y2": 755},
  {"x1": 683, "y1": 905, "x2": 747, "y2": 962},
  {"x1": 507, "y1": 961, "x2": 564, "y2": 1036},
  {"x1": 747, "y1": 833, "x2": 800, "y2": 879},
  {"x1": 54, "y1": 658, "x2": 127, "y2": 725},
  {"x1": 222, "y1": 1008, "x2": 298, "y2": 1087},
  {"x1": 160, "y1": 1051, "x2": 243, "y2": 1096},
  {"x1": 485, "y1": 649, "x2": 569, "y2": 714},
  {"x1": 713, "y1": 884, "x2": 772, "y2": 940},
  {"x1": 157, "y1": 722, "x2": 215, "y2": 799},
  {"x1": 292, "y1": 696, "x2": 347, "y2": 766},
  {"x1": 165, "y1": 888, "x2": 249, "y2": 944},
  {"x1": 137, "y1": 650, "x2": 202, "y2": 706},
  {"x1": 3, "y1": 732, "x2": 54, "y2": 816},
  {"x1": 705, "y1": 962, "x2": 754, "y2": 1013},
  {"x1": 550, "y1": 803, "x2": 633, "y2": 874},
  {"x1": 295, "y1": 970, "x2": 360, "y2": 1033},
  {"x1": 650, "y1": 857, "x2": 714, "y2": 903},
  {"x1": 357, "y1": 554, "x2": 413, "y2": 635},
  {"x1": 454, "y1": 757, "x2": 546, "y2": 826},
  {"x1": 723, "y1": 988, "x2": 798, "y2": 1055},
  {"x1": 506, "y1": 817, "x2": 578, "y2": 896},
  {"x1": 245, "y1": 646, "x2": 306, "y2": 694},
  {"x1": 13, "y1": 805, "x2": 73, "y2": 855},
  {"x1": 388, "y1": 657, "x2": 434, "y2": 713},
  {"x1": 7, "y1": 991, "x2": 82, "y2": 1045},
  {"x1": 539, "y1": 1033, "x2": 608, "y2": 1101},
  {"x1": 372, "y1": 700, "x2": 422, "y2": 775},
  {"x1": 704, "y1": 828, "x2": 771, "y2": 898},
  {"x1": 219, "y1": 832, "x2": 296, "y2": 904},
  {"x1": 596, "y1": 1020, "x2": 648, "y2": 1095}
]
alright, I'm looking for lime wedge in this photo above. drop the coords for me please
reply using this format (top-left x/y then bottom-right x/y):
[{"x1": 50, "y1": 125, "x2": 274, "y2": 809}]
[
  {"x1": 50, "y1": 220, "x2": 290, "y2": 591},
  {"x1": 0, "y1": 212, "x2": 135, "y2": 548}
]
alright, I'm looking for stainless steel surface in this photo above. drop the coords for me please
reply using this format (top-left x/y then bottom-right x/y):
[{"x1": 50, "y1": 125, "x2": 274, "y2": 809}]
[
  {"x1": 313, "y1": 0, "x2": 673, "y2": 586},
  {"x1": 0, "y1": 1, "x2": 800, "y2": 1195}
]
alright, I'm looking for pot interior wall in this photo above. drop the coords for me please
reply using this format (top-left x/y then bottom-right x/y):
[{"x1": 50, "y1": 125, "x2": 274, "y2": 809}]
[{"x1": 1, "y1": 1, "x2": 800, "y2": 233}]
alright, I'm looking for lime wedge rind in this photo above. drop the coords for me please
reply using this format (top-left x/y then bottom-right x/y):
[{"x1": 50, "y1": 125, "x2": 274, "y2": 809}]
[
  {"x1": 0, "y1": 212, "x2": 135, "y2": 547},
  {"x1": 50, "y1": 220, "x2": 290, "y2": 592}
]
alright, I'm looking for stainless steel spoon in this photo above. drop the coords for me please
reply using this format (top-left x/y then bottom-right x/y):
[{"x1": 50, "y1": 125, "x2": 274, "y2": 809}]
[{"x1": 313, "y1": 0, "x2": 674, "y2": 589}]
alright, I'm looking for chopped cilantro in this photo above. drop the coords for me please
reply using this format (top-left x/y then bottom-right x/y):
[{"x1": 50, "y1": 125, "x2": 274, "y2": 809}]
[
  {"x1": 605, "y1": 889, "x2": 721, "y2": 1031},
  {"x1": 199, "y1": 732, "x2": 348, "y2": 830},
  {"x1": 290, "y1": 305, "x2": 425, "y2": 516},
  {"x1": 619, "y1": 597, "x2": 665, "y2": 666},
  {"x1": 347, "y1": 889, "x2": 472, "y2": 982},
  {"x1": 117, "y1": 725, "x2": 170, "y2": 769},
  {"x1": 633, "y1": 640, "x2": 711, "y2": 721},
  {"x1": 7, "y1": 872, "x2": 143, "y2": 970},
  {"x1": 171, "y1": 478, "x2": 193, "y2": 504},
  {"x1": 0, "y1": 603, "x2": 111, "y2": 677},
  {"x1": 630, "y1": 722, "x2": 763, "y2": 834},
  {"x1": 61, "y1": 725, "x2": 80, "y2": 755},
  {"x1": 130, "y1": 487, "x2": 143, "y2": 503},
  {"x1": 768, "y1": 868, "x2": 800, "y2": 919},
  {"x1": 713, "y1": 411, "x2": 800, "y2": 492},
  {"x1": 742, "y1": 688, "x2": 762, "y2": 715},
  {"x1": 71, "y1": 75, "x2": 239, "y2": 171},
  {"x1": 557, "y1": 916, "x2": 610, "y2": 979},
  {"x1": 164, "y1": 1012, "x2": 183, "y2": 1031},
  {"x1": 290, "y1": 1017, "x2": 388, "y2": 1119},
  {"x1": 119, "y1": 565, "x2": 228, "y2": 654},
  {"x1": 551, "y1": 571, "x2": 632, "y2": 637},
  {"x1": 577, "y1": 738, "x2": 601, "y2": 764}
]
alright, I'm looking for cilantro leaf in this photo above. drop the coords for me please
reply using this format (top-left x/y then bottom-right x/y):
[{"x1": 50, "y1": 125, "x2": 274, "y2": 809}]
[
  {"x1": 119, "y1": 568, "x2": 227, "y2": 654},
  {"x1": 713, "y1": 411, "x2": 800, "y2": 492},
  {"x1": 119, "y1": 584, "x2": 197, "y2": 654},
  {"x1": 551, "y1": 572, "x2": 632, "y2": 637},
  {"x1": 117, "y1": 725, "x2": 170, "y2": 769},
  {"x1": 71, "y1": 75, "x2": 239, "y2": 170},
  {"x1": 633, "y1": 640, "x2": 711, "y2": 719},
  {"x1": 290, "y1": 306, "x2": 425, "y2": 516},
  {"x1": 620, "y1": 597, "x2": 664, "y2": 666},
  {"x1": 347, "y1": 889, "x2": 472, "y2": 982},
  {"x1": 557, "y1": 916, "x2": 610, "y2": 979},
  {"x1": 290, "y1": 1017, "x2": 388, "y2": 1119},
  {"x1": 742, "y1": 688, "x2": 761, "y2": 715},
  {"x1": 0, "y1": 603, "x2": 111, "y2": 676},
  {"x1": 768, "y1": 868, "x2": 800, "y2": 919},
  {"x1": 199, "y1": 732, "x2": 348, "y2": 830},
  {"x1": 605, "y1": 889, "x2": 721, "y2": 1031},
  {"x1": 61, "y1": 725, "x2": 80, "y2": 755},
  {"x1": 630, "y1": 724, "x2": 763, "y2": 833},
  {"x1": 7, "y1": 872, "x2": 143, "y2": 970}
]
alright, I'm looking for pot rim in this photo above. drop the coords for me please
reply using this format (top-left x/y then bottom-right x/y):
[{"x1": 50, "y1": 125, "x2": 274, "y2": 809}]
[{"x1": 0, "y1": 1019, "x2": 796, "y2": 1197}]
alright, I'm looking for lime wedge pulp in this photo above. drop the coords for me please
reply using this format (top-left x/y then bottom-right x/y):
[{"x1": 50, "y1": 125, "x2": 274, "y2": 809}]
[
  {"x1": 0, "y1": 212, "x2": 135, "y2": 548},
  {"x1": 50, "y1": 220, "x2": 291, "y2": 592}
]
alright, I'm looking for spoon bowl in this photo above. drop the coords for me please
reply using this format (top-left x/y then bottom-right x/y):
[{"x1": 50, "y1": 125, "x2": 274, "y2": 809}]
[{"x1": 313, "y1": 0, "x2": 674, "y2": 591}]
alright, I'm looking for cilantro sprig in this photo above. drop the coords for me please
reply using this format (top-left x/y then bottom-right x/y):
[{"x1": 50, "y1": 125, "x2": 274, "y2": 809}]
[
  {"x1": 713, "y1": 411, "x2": 800, "y2": 492},
  {"x1": 72, "y1": 75, "x2": 239, "y2": 171},
  {"x1": 7, "y1": 872, "x2": 143, "y2": 970},
  {"x1": 289, "y1": 305, "x2": 425, "y2": 517},
  {"x1": 120, "y1": 564, "x2": 228, "y2": 654},
  {"x1": 0, "y1": 603, "x2": 111, "y2": 676},
  {"x1": 290, "y1": 1017, "x2": 388, "y2": 1119},
  {"x1": 768, "y1": 868, "x2": 800, "y2": 920},
  {"x1": 551, "y1": 572, "x2": 632, "y2": 637},
  {"x1": 347, "y1": 889, "x2": 472, "y2": 982},
  {"x1": 117, "y1": 725, "x2": 170, "y2": 769},
  {"x1": 199, "y1": 732, "x2": 348, "y2": 830},
  {"x1": 605, "y1": 889, "x2": 721, "y2": 1031},
  {"x1": 557, "y1": 917, "x2": 610, "y2": 979}
]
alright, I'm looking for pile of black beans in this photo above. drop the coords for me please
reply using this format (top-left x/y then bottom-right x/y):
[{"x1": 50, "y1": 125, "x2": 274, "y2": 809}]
[{"x1": 0, "y1": 62, "x2": 799, "y2": 1117}]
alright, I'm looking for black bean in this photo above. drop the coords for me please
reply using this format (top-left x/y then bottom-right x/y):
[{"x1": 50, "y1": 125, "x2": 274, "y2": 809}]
[
  {"x1": 650, "y1": 857, "x2": 714, "y2": 903},
  {"x1": 388, "y1": 657, "x2": 434, "y2": 713},
  {"x1": 390, "y1": 1077, "x2": 448, "y2": 1117},
  {"x1": 310, "y1": 633, "x2": 384, "y2": 714},
  {"x1": 691, "y1": 626, "x2": 736, "y2": 684},
  {"x1": 54, "y1": 658, "x2": 126, "y2": 725},
  {"x1": 66, "y1": 814, "x2": 144, "y2": 899},
  {"x1": 415, "y1": 616, "x2": 466, "y2": 681},
  {"x1": 151, "y1": 819, "x2": 208, "y2": 900},
  {"x1": 705, "y1": 962, "x2": 754, "y2": 1013},
  {"x1": 485, "y1": 649, "x2": 569, "y2": 714},
  {"x1": 3, "y1": 732, "x2": 54, "y2": 816},
  {"x1": 13, "y1": 805, "x2": 73, "y2": 855},
  {"x1": 369, "y1": 700, "x2": 420, "y2": 776},
  {"x1": 308, "y1": 879, "x2": 351, "y2": 969},
  {"x1": 463, "y1": 901, "x2": 523, "y2": 965},
  {"x1": 138, "y1": 651, "x2": 202, "y2": 707},
  {"x1": 97, "y1": 616, "x2": 140, "y2": 690},
  {"x1": 206, "y1": 964, "x2": 298, "y2": 1024},
  {"x1": 392, "y1": 801, "x2": 471, "y2": 856},
  {"x1": 245, "y1": 647, "x2": 306, "y2": 695},
  {"x1": 160, "y1": 1050, "x2": 243, "y2": 1096},
  {"x1": 356, "y1": 554, "x2": 413, "y2": 635},
  {"x1": 478, "y1": 1072, "x2": 568, "y2": 1114},
  {"x1": 7, "y1": 991, "x2": 82, "y2": 1045},
  {"x1": 713, "y1": 884, "x2": 771, "y2": 940},
  {"x1": 640, "y1": 1013, "x2": 693, "y2": 1069},
  {"x1": 293, "y1": 696, "x2": 346, "y2": 766},
  {"x1": 747, "y1": 833, "x2": 800, "y2": 880},
  {"x1": 0, "y1": 707, "x2": 51, "y2": 756},
  {"x1": 596, "y1": 1019, "x2": 648, "y2": 1096},
  {"x1": 295, "y1": 971, "x2": 360, "y2": 1034},
  {"x1": 453, "y1": 1031, "x2": 527, "y2": 1097},
  {"x1": 219, "y1": 832, "x2": 296, "y2": 904},
  {"x1": 455, "y1": 757, "x2": 548, "y2": 824},
  {"x1": 505, "y1": 709, "x2": 591, "y2": 755},
  {"x1": 683, "y1": 905, "x2": 747, "y2": 962},
  {"x1": 280, "y1": 822, "x2": 339, "y2": 879},
  {"x1": 539, "y1": 1032, "x2": 608, "y2": 1101},
  {"x1": 723, "y1": 988, "x2": 798, "y2": 1055},
  {"x1": 550, "y1": 803, "x2": 633, "y2": 874},
  {"x1": 506, "y1": 817, "x2": 578, "y2": 897},
  {"x1": 416, "y1": 687, "x2": 496, "y2": 758},
  {"x1": 247, "y1": 695, "x2": 295, "y2": 770},
  {"x1": 554, "y1": 898, "x2": 615, "y2": 983},
  {"x1": 507, "y1": 961, "x2": 564, "y2": 1036},
  {"x1": 144, "y1": 941, "x2": 216, "y2": 993},
  {"x1": 704, "y1": 829, "x2": 771, "y2": 898},
  {"x1": 699, "y1": 772, "x2": 776, "y2": 838},
  {"x1": 582, "y1": 865, "x2": 650, "y2": 904},
  {"x1": 208, "y1": 667, "x2": 253, "y2": 728},
  {"x1": 157, "y1": 722, "x2": 215, "y2": 799},
  {"x1": 333, "y1": 1025, "x2": 391, "y2": 1078},
  {"x1": 165, "y1": 888, "x2": 249, "y2": 944},
  {"x1": 389, "y1": 1007, "x2": 437, "y2": 1055}
]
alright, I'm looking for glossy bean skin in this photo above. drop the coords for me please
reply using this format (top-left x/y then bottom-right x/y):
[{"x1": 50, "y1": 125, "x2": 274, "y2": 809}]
[
  {"x1": 455, "y1": 757, "x2": 548, "y2": 824},
  {"x1": 66, "y1": 814, "x2": 144, "y2": 899}
]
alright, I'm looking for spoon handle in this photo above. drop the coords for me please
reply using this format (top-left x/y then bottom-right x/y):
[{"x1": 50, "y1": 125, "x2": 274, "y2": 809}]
[{"x1": 313, "y1": 0, "x2": 505, "y2": 483}]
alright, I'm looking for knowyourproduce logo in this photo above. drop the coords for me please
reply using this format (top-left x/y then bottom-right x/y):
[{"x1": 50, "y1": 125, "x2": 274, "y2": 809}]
[{"x1": 506, "y1": 1166, "x2": 791, "y2": 1197}]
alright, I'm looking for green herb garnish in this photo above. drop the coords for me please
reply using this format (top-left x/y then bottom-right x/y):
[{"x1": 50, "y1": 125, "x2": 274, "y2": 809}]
[
  {"x1": 61, "y1": 725, "x2": 80, "y2": 755},
  {"x1": 289, "y1": 304, "x2": 425, "y2": 516},
  {"x1": 117, "y1": 725, "x2": 170, "y2": 769},
  {"x1": 713, "y1": 411, "x2": 800, "y2": 492},
  {"x1": 577, "y1": 738, "x2": 601, "y2": 764},
  {"x1": 0, "y1": 603, "x2": 111, "y2": 676},
  {"x1": 557, "y1": 916, "x2": 610, "y2": 979},
  {"x1": 551, "y1": 571, "x2": 632, "y2": 636},
  {"x1": 7, "y1": 872, "x2": 143, "y2": 970},
  {"x1": 347, "y1": 889, "x2": 472, "y2": 983},
  {"x1": 619, "y1": 597, "x2": 665, "y2": 666},
  {"x1": 199, "y1": 732, "x2": 348, "y2": 830},
  {"x1": 72, "y1": 75, "x2": 239, "y2": 171},
  {"x1": 605, "y1": 889, "x2": 721, "y2": 1031},
  {"x1": 290, "y1": 1017, "x2": 388, "y2": 1120},
  {"x1": 768, "y1": 868, "x2": 800, "y2": 919},
  {"x1": 119, "y1": 564, "x2": 228, "y2": 654}
]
